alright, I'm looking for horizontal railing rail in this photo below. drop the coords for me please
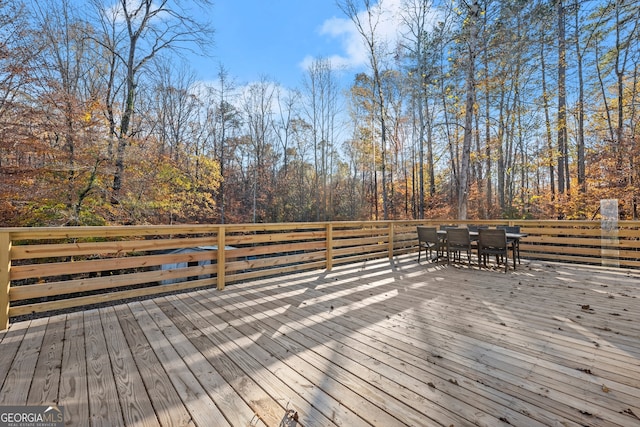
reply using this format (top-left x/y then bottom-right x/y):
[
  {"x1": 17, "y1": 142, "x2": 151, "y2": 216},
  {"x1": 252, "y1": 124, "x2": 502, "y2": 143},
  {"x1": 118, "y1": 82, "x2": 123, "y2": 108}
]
[{"x1": 1, "y1": 220, "x2": 639, "y2": 329}]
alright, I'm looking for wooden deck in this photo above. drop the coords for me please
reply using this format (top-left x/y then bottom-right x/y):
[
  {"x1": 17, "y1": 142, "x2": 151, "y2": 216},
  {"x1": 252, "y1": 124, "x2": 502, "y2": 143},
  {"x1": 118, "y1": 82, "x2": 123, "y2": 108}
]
[{"x1": 1, "y1": 255, "x2": 640, "y2": 427}]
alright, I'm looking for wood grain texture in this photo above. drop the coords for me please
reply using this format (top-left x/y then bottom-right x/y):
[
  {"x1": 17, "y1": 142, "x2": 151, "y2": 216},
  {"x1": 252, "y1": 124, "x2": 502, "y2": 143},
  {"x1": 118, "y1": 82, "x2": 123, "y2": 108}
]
[
  {"x1": 129, "y1": 301, "x2": 232, "y2": 427},
  {"x1": 98, "y1": 306, "x2": 160, "y2": 426},
  {"x1": 114, "y1": 304, "x2": 195, "y2": 427},
  {"x1": 58, "y1": 311, "x2": 89, "y2": 427},
  {"x1": 84, "y1": 309, "x2": 125, "y2": 426},
  {"x1": 0, "y1": 317, "x2": 48, "y2": 405},
  {"x1": 27, "y1": 314, "x2": 65, "y2": 405}
]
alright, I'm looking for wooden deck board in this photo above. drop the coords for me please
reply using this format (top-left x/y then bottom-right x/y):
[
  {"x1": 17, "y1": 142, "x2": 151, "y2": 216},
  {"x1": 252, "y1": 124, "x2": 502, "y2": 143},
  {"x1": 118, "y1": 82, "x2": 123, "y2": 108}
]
[
  {"x1": 58, "y1": 311, "x2": 89, "y2": 426},
  {"x1": 162, "y1": 294, "x2": 338, "y2": 426},
  {"x1": 0, "y1": 317, "x2": 48, "y2": 406},
  {"x1": 1, "y1": 255, "x2": 640, "y2": 426},
  {"x1": 84, "y1": 308, "x2": 125, "y2": 426},
  {"x1": 113, "y1": 304, "x2": 195, "y2": 427},
  {"x1": 128, "y1": 300, "x2": 231, "y2": 427},
  {"x1": 27, "y1": 314, "x2": 65, "y2": 405},
  {"x1": 99, "y1": 306, "x2": 161, "y2": 427}
]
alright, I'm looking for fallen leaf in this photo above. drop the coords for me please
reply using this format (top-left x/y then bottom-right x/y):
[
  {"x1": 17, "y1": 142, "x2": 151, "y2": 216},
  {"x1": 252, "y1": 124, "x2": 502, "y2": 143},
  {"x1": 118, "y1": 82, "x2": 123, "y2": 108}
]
[{"x1": 602, "y1": 384, "x2": 610, "y2": 393}]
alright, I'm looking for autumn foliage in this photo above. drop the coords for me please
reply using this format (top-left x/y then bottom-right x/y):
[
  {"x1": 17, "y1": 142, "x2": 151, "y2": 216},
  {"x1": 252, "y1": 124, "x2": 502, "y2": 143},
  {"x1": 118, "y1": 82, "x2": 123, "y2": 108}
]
[{"x1": 1, "y1": 1, "x2": 639, "y2": 226}]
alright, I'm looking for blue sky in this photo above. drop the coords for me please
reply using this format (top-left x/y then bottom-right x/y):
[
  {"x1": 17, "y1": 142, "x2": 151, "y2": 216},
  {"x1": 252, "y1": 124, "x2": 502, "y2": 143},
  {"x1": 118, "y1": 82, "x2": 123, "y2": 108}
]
[
  {"x1": 194, "y1": 1, "x2": 352, "y2": 87},
  {"x1": 190, "y1": 0, "x2": 404, "y2": 88}
]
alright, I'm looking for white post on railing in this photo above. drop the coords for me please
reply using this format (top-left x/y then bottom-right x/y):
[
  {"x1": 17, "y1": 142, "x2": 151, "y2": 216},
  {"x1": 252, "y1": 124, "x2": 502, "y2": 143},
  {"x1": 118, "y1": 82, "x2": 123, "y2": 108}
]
[
  {"x1": 388, "y1": 222, "x2": 395, "y2": 259},
  {"x1": 600, "y1": 199, "x2": 620, "y2": 267},
  {"x1": 217, "y1": 226, "x2": 226, "y2": 290},
  {"x1": 0, "y1": 232, "x2": 11, "y2": 330}
]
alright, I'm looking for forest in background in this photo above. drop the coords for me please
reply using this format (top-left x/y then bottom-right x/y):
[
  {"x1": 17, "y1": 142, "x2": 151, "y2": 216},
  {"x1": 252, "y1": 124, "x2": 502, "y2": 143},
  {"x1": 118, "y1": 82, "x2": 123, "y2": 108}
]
[{"x1": 1, "y1": 0, "x2": 639, "y2": 227}]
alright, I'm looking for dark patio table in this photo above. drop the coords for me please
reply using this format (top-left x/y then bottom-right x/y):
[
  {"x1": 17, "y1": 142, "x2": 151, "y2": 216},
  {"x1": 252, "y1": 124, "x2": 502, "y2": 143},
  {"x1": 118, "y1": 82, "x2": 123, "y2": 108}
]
[{"x1": 436, "y1": 228, "x2": 527, "y2": 267}]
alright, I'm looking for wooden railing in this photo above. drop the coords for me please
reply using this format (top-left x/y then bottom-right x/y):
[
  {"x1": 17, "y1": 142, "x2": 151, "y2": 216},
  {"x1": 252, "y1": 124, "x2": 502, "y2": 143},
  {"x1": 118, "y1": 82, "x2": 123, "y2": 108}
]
[{"x1": 1, "y1": 220, "x2": 639, "y2": 330}]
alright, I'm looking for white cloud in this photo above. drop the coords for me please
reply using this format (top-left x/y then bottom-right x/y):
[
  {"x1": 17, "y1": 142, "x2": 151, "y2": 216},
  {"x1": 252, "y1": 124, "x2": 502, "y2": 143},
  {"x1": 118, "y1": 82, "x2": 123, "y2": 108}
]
[{"x1": 302, "y1": 0, "x2": 406, "y2": 72}]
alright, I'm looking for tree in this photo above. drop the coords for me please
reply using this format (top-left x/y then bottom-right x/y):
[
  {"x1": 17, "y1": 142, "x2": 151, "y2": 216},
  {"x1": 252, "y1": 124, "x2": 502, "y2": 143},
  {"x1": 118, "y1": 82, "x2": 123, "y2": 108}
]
[
  {"x1": 206, "y1": 65, "x2": 241, "y2": 224},
  {"x1": 90, "y1": 0, "x2": 214, "y2": 203},
  {"x1": 302, "y1": 57, "x2": 340, "y2": 220},
  {"x1": 242, "y1": 78, "x2": 277, "y2": 223},
  {"x1": 0, "y1": 1, "x2": 39, "y2": 224},
  {"x1": 339, "y1": 0, "x2": 392, "y2": 219},
  {"x1": 556, "y1": 0, "x2": 569, "y2": 195},
  {"x1": 400, "y1": 0, "x2": 440, "y2": 218},
  {"x1": 457, "y1": 0, "x2": 481, "y2": 220},
  {"x1": 29, "y1": 0, "x2": 108, "y2": 225}
]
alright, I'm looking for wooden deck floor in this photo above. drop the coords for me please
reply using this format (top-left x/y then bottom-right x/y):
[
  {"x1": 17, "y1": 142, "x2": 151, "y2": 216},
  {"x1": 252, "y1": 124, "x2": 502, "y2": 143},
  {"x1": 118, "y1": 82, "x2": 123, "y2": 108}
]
[{"x1": 1, "y1": 255, "x2": 640, "y2": 427}]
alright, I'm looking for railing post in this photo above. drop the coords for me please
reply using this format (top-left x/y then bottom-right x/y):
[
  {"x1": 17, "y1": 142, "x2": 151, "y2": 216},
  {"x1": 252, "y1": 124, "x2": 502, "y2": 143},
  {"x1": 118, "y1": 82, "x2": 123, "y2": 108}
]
[
  {"x1": 388, "y1": 222, "x2": 395, "y2": 259},
  {"x1": 217, "y1": 226, "x2": 226, "y2": 290},
  {"x1": 0, "y1": 232, "x2": 11, "y2": 330},
  {"x1": 600, "y1": 199, "x2": 620, "y2": 267},
  {"x1": 326, "y1": 223, "x2": 333, "y2": 271}
]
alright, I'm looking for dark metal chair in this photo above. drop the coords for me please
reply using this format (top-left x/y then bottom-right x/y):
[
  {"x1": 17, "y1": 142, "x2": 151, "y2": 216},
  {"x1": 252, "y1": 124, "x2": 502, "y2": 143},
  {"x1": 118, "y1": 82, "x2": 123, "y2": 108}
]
[
  {"x1": 478, "y1": 228, "x2": 512, "y2": 272},
  {"x1": 497, "y1": 225, "x2": 521, "y2": 264},
  {"x1": 446, "y1": 228, "x2": 472, "y2": 267},
  {"x1": 417, "y1": 226, "x2": 444, "y2": 262}
]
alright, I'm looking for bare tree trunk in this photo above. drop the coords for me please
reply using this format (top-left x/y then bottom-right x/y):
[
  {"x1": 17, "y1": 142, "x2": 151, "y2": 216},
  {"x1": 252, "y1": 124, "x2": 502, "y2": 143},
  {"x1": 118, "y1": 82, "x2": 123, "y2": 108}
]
[
  {"x1": 458, "y1": 0, "x2": 480, "y2": 220},
  {"x1": 556, "y1": 0, "x2": 568, "y2": 195},
  {"x1": 540, "y1": 33, "x2": 556, "y2": 200},
  {"x1": 483, "y1": 42, "x2": 493, "y2": 217},
  {"x1": 574, "y1": 0, "x2": 586, "y2": 193}
]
